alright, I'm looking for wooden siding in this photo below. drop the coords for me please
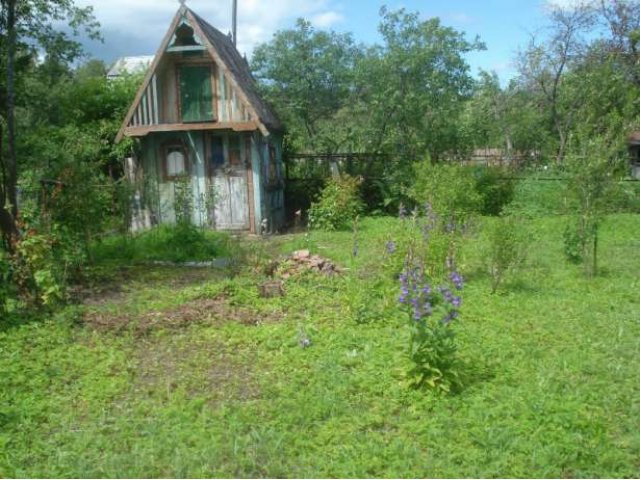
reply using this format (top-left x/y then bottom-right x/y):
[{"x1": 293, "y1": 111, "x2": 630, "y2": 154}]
[
  {"x1": 129, "y1": 74, "x2": 160, "y2": 128},
  {"x1": 129, "y1": 53, "x2": 252, "y2": 130}
]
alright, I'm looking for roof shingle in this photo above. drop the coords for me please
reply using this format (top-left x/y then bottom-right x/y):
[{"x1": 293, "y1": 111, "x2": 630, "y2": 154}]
[{"x1": 189, "y1": 9, "x2": 283, "y2": 132}]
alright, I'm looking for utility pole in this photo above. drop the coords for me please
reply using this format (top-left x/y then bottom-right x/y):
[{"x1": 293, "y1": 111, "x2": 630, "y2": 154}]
[{"x1": 232, "y1": 0, "x2": 238, "y2": 46}]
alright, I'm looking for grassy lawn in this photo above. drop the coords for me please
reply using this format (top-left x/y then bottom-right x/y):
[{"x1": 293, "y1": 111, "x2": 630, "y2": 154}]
[{"x1": 1, "y1": 214, "x2": 639, "y2": 478}]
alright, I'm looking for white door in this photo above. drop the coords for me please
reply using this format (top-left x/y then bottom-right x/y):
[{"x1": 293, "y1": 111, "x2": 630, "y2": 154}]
[{"x1": 210, "y1": 135, "x2": 250, "y2": 231}]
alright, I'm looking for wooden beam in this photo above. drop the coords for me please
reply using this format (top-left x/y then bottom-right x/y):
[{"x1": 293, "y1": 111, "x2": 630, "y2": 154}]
[
  {"x1": 166, "y1": 45, "x2": 206, "y2": 53},
  {"x1": 124, "y1": 122, "x2": 259, "y2": 137}
]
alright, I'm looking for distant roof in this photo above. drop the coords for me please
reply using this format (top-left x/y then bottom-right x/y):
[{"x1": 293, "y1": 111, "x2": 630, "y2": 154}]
[
  {"x1": 107, "y1": 56, "x2": 155, "y2": 78},
  {"x1": 188, "y1": 8, "x2": 283, "y2": 132}
]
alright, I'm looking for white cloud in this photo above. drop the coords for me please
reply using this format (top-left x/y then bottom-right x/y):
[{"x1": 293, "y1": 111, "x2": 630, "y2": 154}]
[
  {"x1": 311, "y1": 11, "x2": 345, "y2": 28},
  {"x1": 542, "y1": 0, "x2": 595, "y2": 12},
  {"x1": 74, "y1": 0, "x2": 345, "y2": 61}
]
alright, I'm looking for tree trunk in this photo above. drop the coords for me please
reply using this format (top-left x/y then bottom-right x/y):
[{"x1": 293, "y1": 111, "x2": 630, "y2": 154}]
[
  {"x1": 6, "y1": 0, "x2": 17, "y2": 219},
  {"x1": 1, "y1": 0, "x2": 19, "y2": 251}
]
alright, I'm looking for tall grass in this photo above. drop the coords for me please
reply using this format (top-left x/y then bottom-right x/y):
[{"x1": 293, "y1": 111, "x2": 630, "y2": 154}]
[{"x1": 91, "y1": 224, "x2": 233, "y2": 264}]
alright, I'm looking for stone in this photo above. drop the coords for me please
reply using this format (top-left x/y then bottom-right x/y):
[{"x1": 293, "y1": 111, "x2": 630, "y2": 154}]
[
  {"x1": 293, "y1": 250, "x2": 311, "y2": 260},
  {"x1": 258, "y1": 281, "x2": 285, "y2": 298}
]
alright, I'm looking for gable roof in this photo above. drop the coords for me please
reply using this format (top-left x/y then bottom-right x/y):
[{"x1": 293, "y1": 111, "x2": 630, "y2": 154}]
[
  {"x1": 189, "y1": 9, "x2": 282, "y2": 133},
  {"x1": 116, "y1": 5, "x2": 282, "y2": 143}
]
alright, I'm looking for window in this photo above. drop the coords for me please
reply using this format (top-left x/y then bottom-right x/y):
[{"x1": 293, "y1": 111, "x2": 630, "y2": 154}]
[
  {"x1": 229, "y1": 136, "x2": 242, "y2": 166},
  {"x1": 268, "y1": 145, "x2": 278, "y2": 182},
  {"x1": 210, "y1": 136, "x2": 224, "y2": 169},
  {"x1": 174, "y1": 24, "x2": 199, "y2": 47},
  {"x1": 179, "y1": 66, "x2": 214, "y2": 122},
  {"x1": 163, "y1": 142, "x2": 189, "y2": 180}
]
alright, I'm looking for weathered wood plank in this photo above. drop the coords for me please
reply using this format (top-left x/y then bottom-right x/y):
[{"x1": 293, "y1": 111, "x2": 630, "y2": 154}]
[{"x1": 124, "y1": 122, "x2": 259, "y2": 137}]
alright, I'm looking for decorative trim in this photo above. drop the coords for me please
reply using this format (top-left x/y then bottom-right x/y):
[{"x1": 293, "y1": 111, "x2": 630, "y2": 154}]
[{"x1": 124, "y1": 121, "x2": 259, "y2": 137}]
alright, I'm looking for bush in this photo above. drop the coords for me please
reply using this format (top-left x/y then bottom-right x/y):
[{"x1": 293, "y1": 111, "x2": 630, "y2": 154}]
[
  {"x1": 486, "y1": 216, "x2": 529, "y2": 293},
  {"x1": 604, "y1": 180, "x2": 640, "y2": 213},
  {"x1": 308, "y1": 175, "x2": 364, "y2": 231},
  {"x1": 474, "y1": 167, "x2": 515, "y2": 216},
  {"x1": 409, "y1": 160, "x2": 481, "y2": 222},
  {"x1": 12, "y1": 228, "x2": 82, "y2": 308},
  {"x1": 0, "y1": 249, "x2": 12, "y2": 316}
]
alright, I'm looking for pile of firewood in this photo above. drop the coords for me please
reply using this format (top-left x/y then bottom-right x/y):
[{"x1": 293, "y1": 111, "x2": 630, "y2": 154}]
[{"x1": 265, "y1": 250, "x2": 342, "y2": 280}]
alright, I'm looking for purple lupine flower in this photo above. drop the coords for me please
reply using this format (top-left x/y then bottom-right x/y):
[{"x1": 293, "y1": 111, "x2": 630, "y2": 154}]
[
  {"x1": 421, "y1": 222, "x2": 433, "y2": 241},
  {"x1": 450, "y1": 272, "x2": 464, "y2": 291},
  {"x1": 452, "y1": 296, "x2": 462, "y2": 308},
  {"x1": 399, "y1": 204, "x2": 407, "y2": 219},
  {"x1": 399, "y1": 272, "x2": 410, "y2": 304},
  {"x1": 440, "y1": 287, "x2": 454, "y2": 303},
  {"x1": 442, "y1": 310, "x2": 459, "y2": 325},
  {"x1": 386, "y1": 241, "x2": 397, "y2": 254}
]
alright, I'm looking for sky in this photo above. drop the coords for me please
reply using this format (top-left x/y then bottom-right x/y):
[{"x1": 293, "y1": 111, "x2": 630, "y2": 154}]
[{"x1": 72, "y1": 0, "x2": 567, "y2": 83}]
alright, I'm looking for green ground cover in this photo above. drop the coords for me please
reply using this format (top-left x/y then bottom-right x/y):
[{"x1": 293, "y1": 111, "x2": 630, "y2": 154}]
[{"x1": 1, "y1": 214, "x2": 639, "y2": 478}]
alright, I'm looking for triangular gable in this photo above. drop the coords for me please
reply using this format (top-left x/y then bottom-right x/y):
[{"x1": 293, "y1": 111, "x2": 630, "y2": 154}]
[{"x1": 116, "y1": 6, "x2": 274, "y2": 143}]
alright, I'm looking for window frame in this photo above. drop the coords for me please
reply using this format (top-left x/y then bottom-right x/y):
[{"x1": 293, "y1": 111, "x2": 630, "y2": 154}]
[{"x1": 162, "y1": 139, "x2": 190, "y2": 181}]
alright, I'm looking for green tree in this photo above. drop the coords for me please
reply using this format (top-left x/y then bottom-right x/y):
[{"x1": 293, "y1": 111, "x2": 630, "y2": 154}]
[
  {"x1": 0, "y1": 0, "x2": 99, "y2": 250},
  {"x1": 564, "y1": 135, "x2": 626, "y2": 277},
  {"x1": 356, "y1": 7, "x2": 485, "y2": 158},
  {"x1": 462, "y1": 71, "x2": 549, "y2": 159},
  {"x1": 517, "y1": 2, "x2": 595, "y2": 163},
  {"x1": 251, "y1": 19, "x2": 363, "y2": 152}
]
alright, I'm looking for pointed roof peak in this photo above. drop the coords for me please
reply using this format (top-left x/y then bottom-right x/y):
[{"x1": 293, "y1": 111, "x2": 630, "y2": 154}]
[{"x1": 116, "y1": 3, "x2": 282, "y2": 143}]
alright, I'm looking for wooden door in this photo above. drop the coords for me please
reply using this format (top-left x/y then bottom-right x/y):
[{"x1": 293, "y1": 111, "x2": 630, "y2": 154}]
[{"x1": 209, "y1": 135, "x2": 250, "y2": 230}]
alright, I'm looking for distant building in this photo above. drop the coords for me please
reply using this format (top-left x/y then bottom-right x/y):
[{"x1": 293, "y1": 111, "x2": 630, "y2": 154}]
[{"x1": 107, "y1": 55, "x2": 155, "y2": 80}]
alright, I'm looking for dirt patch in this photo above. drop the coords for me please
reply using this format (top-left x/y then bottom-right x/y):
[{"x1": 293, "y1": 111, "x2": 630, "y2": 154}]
[
  {"x1": 70, "y1": 285, "x2": 125, "y2": 307},
  {"x1": 83, "y1": 296, "x2": 282, "y2": 335},
  {"x1": 72, "y1": 266, "x2": 224, "y2": 307}
]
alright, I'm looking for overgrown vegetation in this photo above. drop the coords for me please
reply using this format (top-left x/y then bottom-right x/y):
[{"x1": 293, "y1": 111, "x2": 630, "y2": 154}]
[
  {"x1": 92, "y1": 225, "x2": 232, "y2": 265},
  {"x1": 1, "y1": 214, "x2": 639, "y2": 477},
  {"x1": 308, "y1": 175, "x2": 364, "y2": 231},
  {"x1": 0, "y1": 0, "x2": 639, "y2": 477}
]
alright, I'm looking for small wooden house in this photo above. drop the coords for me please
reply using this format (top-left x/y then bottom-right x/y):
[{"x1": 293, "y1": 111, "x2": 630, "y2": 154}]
[{"x1": 116, "y1": 4, "x2": 284, "y2": 233}]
